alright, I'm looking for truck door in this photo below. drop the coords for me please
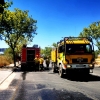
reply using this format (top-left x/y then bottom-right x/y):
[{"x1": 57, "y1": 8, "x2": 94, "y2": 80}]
[{"x1": 27, "y1": 50, "x2": 35, "y2": 62}]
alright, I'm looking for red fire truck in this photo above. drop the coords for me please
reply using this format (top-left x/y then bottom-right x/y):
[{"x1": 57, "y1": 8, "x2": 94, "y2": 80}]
[{"x1": 21, "y1": 44, "x2": 40, "y2": 71}]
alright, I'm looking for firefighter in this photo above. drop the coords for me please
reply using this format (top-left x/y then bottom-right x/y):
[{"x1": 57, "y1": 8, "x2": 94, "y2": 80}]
[
  {"x1": 46, "y1": 56, "x2": 50, "y2": 70},
  {"x1": 34, "y1": 55, "x2": 39, "y2": 71},
  {"x1": 39, "y1": 56, "x2": 44, "y2": 71}
]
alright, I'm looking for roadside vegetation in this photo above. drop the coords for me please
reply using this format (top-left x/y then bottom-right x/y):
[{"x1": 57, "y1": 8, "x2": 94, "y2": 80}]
[
  {"x1": 0, "y1": 1, "x2": 37, "y2": 67},
  {"x1": 95, "y1": 52, "x2": 100, "y2": 65},
  {"x1": 0, "y1": 54, "x2": 13, "y2": 67}
]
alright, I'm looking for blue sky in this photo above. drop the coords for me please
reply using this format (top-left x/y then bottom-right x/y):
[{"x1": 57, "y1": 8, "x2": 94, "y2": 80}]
[{"x1": 1, "y1": 0, "x2": 100, "y2": 49}]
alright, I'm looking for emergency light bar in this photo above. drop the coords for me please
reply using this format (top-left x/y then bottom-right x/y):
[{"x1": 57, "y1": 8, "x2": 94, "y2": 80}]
[{"x1": 64, "y1": 37, "x2": 92, "y2": 42}]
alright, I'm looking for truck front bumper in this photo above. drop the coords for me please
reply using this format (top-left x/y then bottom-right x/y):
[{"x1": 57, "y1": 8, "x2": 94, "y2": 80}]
[{"x1": 66, "y1": 64, "x2": 94, "y2": 69}]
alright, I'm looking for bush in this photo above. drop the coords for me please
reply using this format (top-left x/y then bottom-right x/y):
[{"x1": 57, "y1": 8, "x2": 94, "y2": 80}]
[{"x1": 0, "y1": 55, "x2": 13, "y2": 67}]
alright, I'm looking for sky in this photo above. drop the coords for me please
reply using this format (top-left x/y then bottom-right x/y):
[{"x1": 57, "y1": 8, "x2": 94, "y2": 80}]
[{"x1": 1, "y1": 0, "x2": 100, "y2": 49}]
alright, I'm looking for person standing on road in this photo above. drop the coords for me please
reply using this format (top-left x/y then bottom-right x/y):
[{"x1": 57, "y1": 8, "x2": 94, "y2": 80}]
[
  {"x1": 39, "y1": 57, "x2": 44, "y2": 71},
  {"x1": 34, "y1": 55, "x2": 39, "y2": 71},
  {"x1": 46, "y1": 56, "x2": 50, "y2": 70}
]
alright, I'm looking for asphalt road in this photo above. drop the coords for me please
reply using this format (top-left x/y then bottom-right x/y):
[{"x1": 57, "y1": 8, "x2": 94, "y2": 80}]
[
  {"x1": 0, "y1": 65, "x2": 100, "y2": 100},
  {"x1": 11, "y1": 67, "x2": 100, "y2": 100}
]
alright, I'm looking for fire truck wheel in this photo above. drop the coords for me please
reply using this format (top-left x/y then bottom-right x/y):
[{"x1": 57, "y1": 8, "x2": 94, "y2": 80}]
[
  {"x1": 59, "y1": 64, "x2": 64, "y2": 78},
  {"x1": 85, "y1": 69, "x2": 89, "y2": 75}
]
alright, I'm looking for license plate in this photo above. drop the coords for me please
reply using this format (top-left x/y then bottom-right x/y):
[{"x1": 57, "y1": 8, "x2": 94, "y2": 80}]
[{"x1": 76, "y1": 65, "x2": 84, "y2": 67}]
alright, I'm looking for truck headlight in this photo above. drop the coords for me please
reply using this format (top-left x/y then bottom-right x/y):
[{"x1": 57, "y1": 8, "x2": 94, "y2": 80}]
[
  {"x1": 67, "y1": 65, "x2": 71, "y2": 68},
  {"x1": 89, "y1": 64, "x2": 93, "y2": 67}
]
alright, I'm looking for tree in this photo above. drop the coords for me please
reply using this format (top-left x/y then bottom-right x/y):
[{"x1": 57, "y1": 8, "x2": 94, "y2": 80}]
[
  {"x1": 4, "y1": 47, "x2": 13, "y2": 61},
  {"x1": 15, "y1": 36, "x2": 30, "y2": 55},
  {"x1": 0, "y1": 0, "x2": 5, "y2": 13},
  {"x1": 45, "y1": 47, "x2": 52, "y2": 57},
  {"x1": 40, "y1": 47, "x2": 52, "y2": 59},
  {"x1": 79, "y1": 21, "x2": 100, "y2": 50},
  {"x1": 0, "y1": 8, "x2": 37, "y2": 67},
  {"x1": 40, "y1": 48, "x2": 44, "y2": 56},
  {"x1": 52, "y1": 42, "x2": 57, "y2": 47},
  {"x1": 40, "y1": 43, "x2": 57, "y2": 59},
  {"x1": 0, "y1": 0, "x2": 13, "y2": 14},
  {"x1": 94, "y1": 50, "x2": 100, "y2": 58}
]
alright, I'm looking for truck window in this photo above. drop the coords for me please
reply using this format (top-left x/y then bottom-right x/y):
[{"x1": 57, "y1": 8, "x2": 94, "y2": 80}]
[
  {"x1": 66, "y1": 44, "x2": 92, "y2": 54},
  {"x1": 58, "y1": 45, "x2": 64, "y2": 53}
]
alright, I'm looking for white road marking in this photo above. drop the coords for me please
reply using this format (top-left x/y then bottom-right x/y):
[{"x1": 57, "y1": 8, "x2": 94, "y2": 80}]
[{"x1": 0, "y1": 73, "x2": 16, "y2": 90}]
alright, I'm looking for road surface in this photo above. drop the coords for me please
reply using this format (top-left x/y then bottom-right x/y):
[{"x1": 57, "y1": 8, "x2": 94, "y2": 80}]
[{"x1": 0, "y1": 66, "x2": 100, "y2": 100}]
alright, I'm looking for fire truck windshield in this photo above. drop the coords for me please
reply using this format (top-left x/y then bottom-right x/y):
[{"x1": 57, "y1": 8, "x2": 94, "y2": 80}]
[{"x1": 66, "y1": 44, "x2": 92, "y2": 54}]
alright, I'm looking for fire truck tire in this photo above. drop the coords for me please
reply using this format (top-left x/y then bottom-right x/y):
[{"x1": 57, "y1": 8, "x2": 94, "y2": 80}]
[
  {"x1": 85, "y1": 69, "x2": 89, "y2": 75},
  {"x1": 59, "y1": 64, "x2": 64, "y2": 78}
]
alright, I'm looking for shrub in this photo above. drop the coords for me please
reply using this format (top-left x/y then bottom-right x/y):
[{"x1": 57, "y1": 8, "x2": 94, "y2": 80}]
[{"x1": 0, "y1": 55, "x2": 13, "y2": 67}]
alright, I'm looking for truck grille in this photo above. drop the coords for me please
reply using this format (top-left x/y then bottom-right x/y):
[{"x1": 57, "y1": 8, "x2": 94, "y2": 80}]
[{"x1": 72, "y1": 58, "x2": 88, "y2": 63}]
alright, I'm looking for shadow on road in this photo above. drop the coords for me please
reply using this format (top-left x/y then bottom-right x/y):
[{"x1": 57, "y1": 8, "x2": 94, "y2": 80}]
[
  {"x1": 63, "y1": 74, "x2": 100, "y2": 82},
  {"x1": 12, "y1": 67, "x2": 21, "y2": 72},
  {"x1": 12, "y1": 67, "x2": 36, "y2": 72},
  {"x1": 21, "y1": 71, "x2": 28, "y2": 80},
  {"x1": 48, "y1": 70, "x2": 100, "y2": 82},
  {"x1": 12, "y1": 67, "x2": 51, "y2": 72}
]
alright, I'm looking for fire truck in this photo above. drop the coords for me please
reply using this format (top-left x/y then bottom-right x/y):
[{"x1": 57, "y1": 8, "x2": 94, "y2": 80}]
[
  {"x1": 21, "y1": 44, "x2": 40, "y2": 71},
  {"x1": 51, "y1": 37, "x2": 95, "y2": 77}
]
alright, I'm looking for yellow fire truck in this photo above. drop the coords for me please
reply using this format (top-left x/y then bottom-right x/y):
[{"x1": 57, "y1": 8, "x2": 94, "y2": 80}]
[{"x1": 51, "y1": 37, "x2": 95, "y2": 77}]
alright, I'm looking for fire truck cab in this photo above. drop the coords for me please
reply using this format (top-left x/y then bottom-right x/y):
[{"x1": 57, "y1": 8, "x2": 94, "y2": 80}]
[{"x1": 51, "y1": 37, "x2": 95, "y2": 77}]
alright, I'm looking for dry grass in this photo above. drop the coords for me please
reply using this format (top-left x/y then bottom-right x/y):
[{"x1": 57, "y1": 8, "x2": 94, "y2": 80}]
[
  {"x1": 95, "y1": 57, "x2": 100, "y2": 65},
  {"x1": 0, "y1": 55, "x2": 13, "y2": 67}
]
